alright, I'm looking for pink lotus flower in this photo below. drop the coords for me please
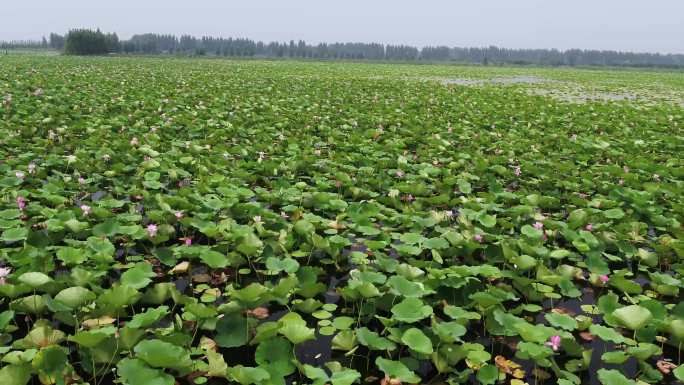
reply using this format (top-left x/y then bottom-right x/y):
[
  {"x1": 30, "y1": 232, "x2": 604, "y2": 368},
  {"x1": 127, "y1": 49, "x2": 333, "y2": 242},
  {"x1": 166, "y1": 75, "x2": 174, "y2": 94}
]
[
  {"x1": 146, "y1": 224, "x2": 158, "y2": 238},
  {"x1": 0, "y1": 267, "x2": 11, "y2": 285},
  {"x1": 533, "y1": 222, "x2": 544, "y2": 230},
  {"x1": 514, "y1": 166, "x2": 522, "y2": 177},
  {"x1": 80, "y1": 204, "x2": 91, "y2": 216},
  {"x1": 28, "y1": 163, "x2": 36, "y2": 174},
  {"x1": 473, "y1": 234, "x2": 483, "y2": 243},
  {"x1": 78, "y1": 177, "x2": 86, "y2": 185},
  {"x1": 15, "y1": 171, "x2": 25, "y2": 180},
  {"x1": 545, "y1": 335, "x2": 561, "y2": 351},
  {"x1": 16, "y1": 196, "x2": 26, "y2": 211},
  {"x1": 585, "y1": 224, "x2": 593, "y2": 232},
  {"x1": 174, "y1": 211, "x2": 184, "y2": 219},
  {"x1": 599, "y1": 275, "x2": 609, "y2": 284},
  {"x1": 184, "y1": 237, "x2": 192, "y2": 246},
  {"x1": 396, "y1": 170, "x2": 405, "y2": 178},
  {"x1": 130, "y1": 137, "x2": 139, "y2": 146}
]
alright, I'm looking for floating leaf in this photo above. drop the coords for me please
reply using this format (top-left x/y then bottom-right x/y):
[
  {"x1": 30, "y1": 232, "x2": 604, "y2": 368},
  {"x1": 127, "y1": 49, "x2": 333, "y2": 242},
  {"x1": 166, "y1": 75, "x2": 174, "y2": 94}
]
[
  {"x1": 133, "y1": 339, "x2": 192, "y2": 370},
  {"x1": 613, "y1": 305, "x2": 652, "y2": 330},
  {"x1": 401, "y1": 328, "x2": 433, "y2": 354},
  {"x1": 391, "y1": 298, "x2": 433, "y2": 323},
  {"x1": 117, "y1": 358, "x2": 174, "y2": 385}
]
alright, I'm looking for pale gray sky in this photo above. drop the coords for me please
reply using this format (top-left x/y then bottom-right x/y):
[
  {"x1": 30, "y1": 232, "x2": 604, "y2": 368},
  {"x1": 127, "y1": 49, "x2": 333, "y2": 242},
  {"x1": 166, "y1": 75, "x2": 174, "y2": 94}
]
[{"x1": 4, "y1": 0, "x2": 684, "y2": 53}]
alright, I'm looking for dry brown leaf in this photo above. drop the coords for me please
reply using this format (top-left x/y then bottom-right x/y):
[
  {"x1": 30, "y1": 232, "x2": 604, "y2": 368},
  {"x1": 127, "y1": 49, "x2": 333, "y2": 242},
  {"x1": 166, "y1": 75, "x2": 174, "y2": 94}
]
[
  {"x1": 551, "y1": 307, "x2": 575, "y2": 316},
  {"x1": 512, "y1": 369, "x2": 526, "y2": 379},
  {"x1": 495, "y1": 355, "x2": 511, "y2": 374},
  {"x1": 246, "y1": 307, "x2": 270, "y2": 320},
  {"x1": 656, "y1": 360, "x2": 677, "y2": 374},
  {"x1": 82, "y1": 315, "x2": 116, "y2": 329},
  {"x1": 192, "y1": 273, "x2": 211, "y2": 283},
  {"x1": 199, "y1": 336, "x2": 217, "y2": 351},
  {"x1": 170, "y1": 261, "x2": 190, "y2": 274},
  {"x1": 510, "y1": 380, "x2": 529, "y2": 385},
  {"x1": 579, "y1": 331, "x2": 594, "y2": 341},
  {"x1": 532, "y1": 368, "x2": 550, "y2": 380}
]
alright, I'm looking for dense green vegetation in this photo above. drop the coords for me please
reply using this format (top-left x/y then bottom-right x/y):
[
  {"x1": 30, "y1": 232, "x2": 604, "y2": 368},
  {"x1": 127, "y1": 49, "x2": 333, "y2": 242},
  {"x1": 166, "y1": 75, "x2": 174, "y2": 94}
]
[
  {"x1": 0, "y1": 55, "x2": 683, "y2": 385},
  {"x1": 63, "y1": 29, "x2": 120, "y2": 56},
  {"x1": 5, "y1": 29, "x2": 683, "y2": 67}
]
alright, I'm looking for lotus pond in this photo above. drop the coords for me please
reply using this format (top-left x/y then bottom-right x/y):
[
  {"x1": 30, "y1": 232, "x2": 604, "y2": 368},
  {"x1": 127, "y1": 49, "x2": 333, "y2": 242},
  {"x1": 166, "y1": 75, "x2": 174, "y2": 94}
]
[{"x1": 0, "y1": 55, "x2": 683, "y2": 385}]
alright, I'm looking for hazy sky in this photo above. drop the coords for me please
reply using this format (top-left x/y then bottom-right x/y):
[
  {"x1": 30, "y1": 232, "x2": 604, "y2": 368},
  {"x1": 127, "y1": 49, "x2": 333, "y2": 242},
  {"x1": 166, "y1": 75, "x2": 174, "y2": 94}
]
[{"x1": 4, "y1": 0, "x2": 684, "y2": 53}]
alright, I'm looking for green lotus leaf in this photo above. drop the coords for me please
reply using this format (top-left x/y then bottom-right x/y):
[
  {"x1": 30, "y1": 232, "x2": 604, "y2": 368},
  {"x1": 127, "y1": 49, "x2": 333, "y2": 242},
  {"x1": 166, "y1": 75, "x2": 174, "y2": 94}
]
[
  {"x1": 478, "y1": 214, "x2": 497, "y2": 228},
  {"x1": 331, "y1": 330, "x2": 357, "y2": 351},
  {"x1": 0, "y1": 364, "x2": 32, "y2": 385},
  {"x1": 391, "y1": 298, "x2": 433, "y2": 323},
  {"x1": 216, "y1": 313, "x2": 249, "y2": 348},
  {"x1": 32, "y1": 345, "x2": 68, "y2": 380},
  {"x1": 596, "y1": 369, "x2": 637, "y2": 385},
  {"x1": 332, "y1": 316, "x2": 355, "y2": 330},
  {"x1": 126, "y1": 305, "x2": 169, "y2": 329},
  {"x1": 231, "y1": 283, "x2": 269, "y2": 307},
  {"x1": 266, "y1": 256, "x2": 300, "y2": 274},
  {"x1": 356, "y1": 327, "x2": 396, "y2": 350},
  {"x1": 117, "y1": 358, "x2": 174, "y2": 385},
  {"x1": 386, "y1": 275, "x2": 431, "y2": 298},
  {"x1": 22, "y1": 322, "x2": 66, "y2": 348},
  {"x1": 11, "y1": 294, "x2": 47, "y2": 314},
  {"x1": 54, "y1": 286, "x2": 95, "y2": 308},
  {"x1": 255, "y1": 337, "x2": 295, "y2": 376},
  {"x1": 330, "y1": 368, "x2": 361, "y2": 385},
  {"x1": 68, "y1": 327, "x2": 116, "y2": 348},
  {"x1": 443, "y1": 305, "x2": 481, "y2": 320},
  {"x1": 476, "y1": 364, "x2": 499, "y2": 385},
  {"x1": 612, "y1": 305, "x2": 652, "y2": 330},
  {"x1": 199, "y1": 249, "x2": 230, "y2": 268},
  {"x1": 294, "y1": 220, "x2": 315, "y2": 236},
  {"x1": 278, "y1": 312, "x2": 315, "y2": 344},
  {"x1": 56, "y1": 247, "x2": 87, "y2": 265},
  {"x1": 121, "y1": 263, "x2": 156, "y2": 290},
  {"x1": 400, "y1": 327, "x2": 433, "y2": 354},
  {"x1": 545, "y1": 313, "x2": 578, "y2": 331},
  {"x1": 375, "y1": 357, "x2": 420, "y2": 383},
  {"x1": 589, "y1": 324, "x2": 627, "y2": 344},
  {"x1": 521, "y1": 225, "x2": 543, "y2": 240},
  {"x1": 601, "y1": 351, "x2": 628, "y2": 364},
  {"x1": 516, "y1": 342, "x2": 552, "y2": 361},
  {"x1": 18, "y1": 272, "x2": 52, "y2": 288},
  {"x1": 603, "y1": 208, "x2": 625, "y2": 219},
  {"x1": 228, "y1": 365, "x2": 271, "y2": 385},
  {"x1": 674, "y1": 365, "x2": 684, "y2": 381},
  {"x1": 1, "y1": 227, "x2": 28, "y2": 242},
  {"x1": 433, "y1": 321, "x2": 467, "y2": 343},
  {"x1": 133, "y1": 339, "x2": 192, "y2": 370}
]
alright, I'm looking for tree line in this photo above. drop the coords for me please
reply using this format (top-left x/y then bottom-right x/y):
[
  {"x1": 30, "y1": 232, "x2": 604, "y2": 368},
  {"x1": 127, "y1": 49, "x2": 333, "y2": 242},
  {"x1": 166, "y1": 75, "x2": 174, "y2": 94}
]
[{"x1": 2, "y1": 29, "x2": 683, "y2": 68}]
